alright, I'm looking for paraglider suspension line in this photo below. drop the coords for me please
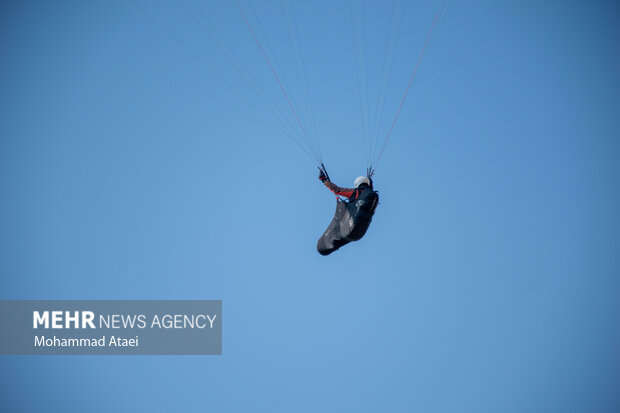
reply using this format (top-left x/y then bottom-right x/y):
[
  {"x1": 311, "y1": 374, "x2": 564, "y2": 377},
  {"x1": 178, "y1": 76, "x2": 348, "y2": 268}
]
[{"x1": 375, "y1": 8, "x2": 441, "y2": 166}]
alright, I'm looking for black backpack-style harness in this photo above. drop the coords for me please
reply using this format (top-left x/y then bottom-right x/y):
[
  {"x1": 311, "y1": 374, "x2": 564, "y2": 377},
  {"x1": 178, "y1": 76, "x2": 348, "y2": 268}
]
[{"x1": 317, "y1": 186, "x2": 379, "y2": 255}]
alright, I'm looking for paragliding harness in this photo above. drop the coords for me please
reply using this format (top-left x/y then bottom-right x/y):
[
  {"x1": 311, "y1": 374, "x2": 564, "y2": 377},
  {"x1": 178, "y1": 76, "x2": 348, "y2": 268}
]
[{"x1": 317, "y1": 166, "x2": 379, "y2": 256}]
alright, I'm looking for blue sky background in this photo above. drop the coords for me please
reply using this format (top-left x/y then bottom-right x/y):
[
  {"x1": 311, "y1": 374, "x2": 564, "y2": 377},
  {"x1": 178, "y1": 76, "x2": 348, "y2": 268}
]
[{"x1": 1, "y1": 0, "x2": 619, "y2": 411}]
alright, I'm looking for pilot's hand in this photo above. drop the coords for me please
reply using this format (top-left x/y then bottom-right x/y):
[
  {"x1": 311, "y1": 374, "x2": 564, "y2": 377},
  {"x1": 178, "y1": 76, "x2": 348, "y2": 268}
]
[{"x1": 318, "y1": 168, "x2": 328, "y2": 182}]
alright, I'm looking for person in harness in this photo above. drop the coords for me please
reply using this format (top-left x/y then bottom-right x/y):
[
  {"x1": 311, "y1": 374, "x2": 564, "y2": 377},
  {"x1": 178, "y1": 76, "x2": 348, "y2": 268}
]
[{"x1": 316, "y1": 166, "x2": 379, "y2": 255}]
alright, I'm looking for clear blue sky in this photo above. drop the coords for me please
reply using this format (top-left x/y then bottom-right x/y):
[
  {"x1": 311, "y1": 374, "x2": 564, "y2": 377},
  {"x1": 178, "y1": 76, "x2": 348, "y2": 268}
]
[{"x1": 1, "y1": 0, "x2": 619, "y2": 411}]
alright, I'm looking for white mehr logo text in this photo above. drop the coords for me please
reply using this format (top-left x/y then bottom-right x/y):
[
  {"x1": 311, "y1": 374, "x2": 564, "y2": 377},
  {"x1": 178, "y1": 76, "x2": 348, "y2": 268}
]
[{"x1": 33, "y1": 311, "x2": 96, "y2": 329}]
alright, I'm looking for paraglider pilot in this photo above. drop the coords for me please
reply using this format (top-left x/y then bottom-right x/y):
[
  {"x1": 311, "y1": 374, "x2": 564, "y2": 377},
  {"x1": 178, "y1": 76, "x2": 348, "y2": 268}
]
[{"x1": 316, "y1": 165, "x2": 379, "y2": 255}]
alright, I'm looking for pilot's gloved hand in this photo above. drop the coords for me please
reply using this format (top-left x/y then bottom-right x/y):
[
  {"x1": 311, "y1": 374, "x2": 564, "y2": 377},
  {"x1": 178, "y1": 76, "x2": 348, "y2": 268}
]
[{"x1": 318, "y1": 168, "x2": 328, "y2": 182}]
